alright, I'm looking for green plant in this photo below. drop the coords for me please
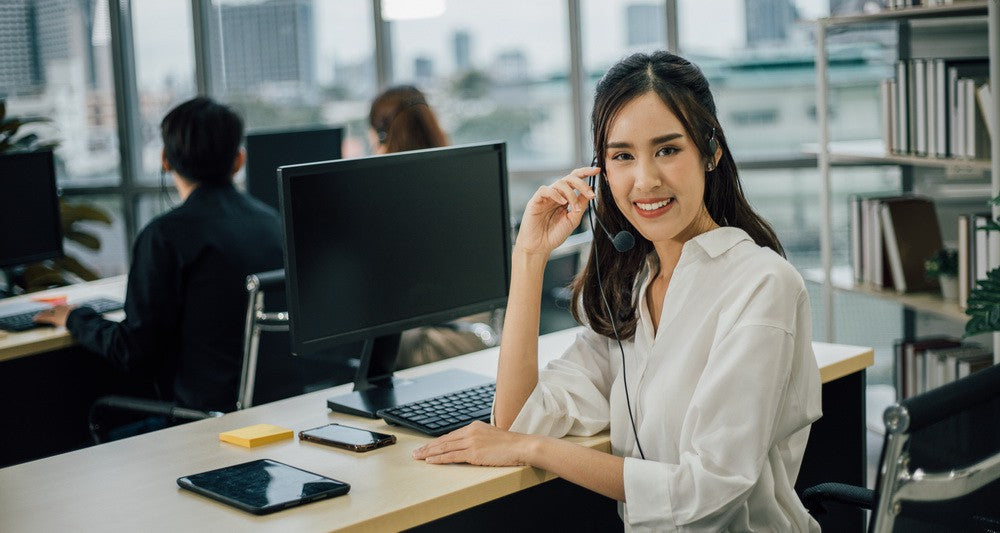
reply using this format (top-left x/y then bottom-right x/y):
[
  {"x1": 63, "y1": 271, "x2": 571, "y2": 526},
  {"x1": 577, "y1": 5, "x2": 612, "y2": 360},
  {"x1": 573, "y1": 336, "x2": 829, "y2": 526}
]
[
  {"x1": 925, "y1": 249, "x2": 959, "y2": 278},
  {"x1": 0, "y1": 99, "x2": 112, "y2": 292},
  {"x1": 965, "y1": 195, "x2": 1000, "y2": 337}
]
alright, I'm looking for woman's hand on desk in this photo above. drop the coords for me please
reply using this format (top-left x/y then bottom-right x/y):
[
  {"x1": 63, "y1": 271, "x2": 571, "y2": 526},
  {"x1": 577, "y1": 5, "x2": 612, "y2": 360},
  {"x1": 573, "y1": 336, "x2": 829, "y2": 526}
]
[
  {"x1": 412, "y1": 421, "x2": 541, "y2": 467},
  {"x1": 33, "y1": 305, "x2": 73, "y2": 328}
]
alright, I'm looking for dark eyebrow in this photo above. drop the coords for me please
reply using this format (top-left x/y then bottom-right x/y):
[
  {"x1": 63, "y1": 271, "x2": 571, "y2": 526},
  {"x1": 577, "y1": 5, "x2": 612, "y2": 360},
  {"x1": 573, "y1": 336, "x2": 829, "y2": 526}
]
[{"x1": 606, "y1": 133, "x2": 684, "y2": 150}]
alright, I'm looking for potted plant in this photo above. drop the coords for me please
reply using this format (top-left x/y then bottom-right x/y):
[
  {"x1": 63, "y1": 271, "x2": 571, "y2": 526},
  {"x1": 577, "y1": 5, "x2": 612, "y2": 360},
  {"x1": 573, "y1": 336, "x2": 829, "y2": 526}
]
[
  {"x1": 925, "y1": 248, "x2": 959, "y2": 302},
  {"x1": 0, "y1": 99, "x2": 112, "y2": 293}
]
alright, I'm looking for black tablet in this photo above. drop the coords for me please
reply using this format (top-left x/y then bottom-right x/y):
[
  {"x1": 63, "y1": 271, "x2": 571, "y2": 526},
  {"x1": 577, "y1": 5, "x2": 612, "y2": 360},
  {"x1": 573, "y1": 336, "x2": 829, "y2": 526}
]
[{"x1": 177, "y1": 458, "x2": 350, "y2": 515}]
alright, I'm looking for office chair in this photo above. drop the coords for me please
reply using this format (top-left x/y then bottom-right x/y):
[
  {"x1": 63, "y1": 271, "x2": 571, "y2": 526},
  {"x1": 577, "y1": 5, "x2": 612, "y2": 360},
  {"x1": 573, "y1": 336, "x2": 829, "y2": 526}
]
[
  {"x1": 802, "y1": 363, "x2": 1000, "y2": 532},
  {"x1": 88, "y1": 270, "x2": 356, "y2": 443}
]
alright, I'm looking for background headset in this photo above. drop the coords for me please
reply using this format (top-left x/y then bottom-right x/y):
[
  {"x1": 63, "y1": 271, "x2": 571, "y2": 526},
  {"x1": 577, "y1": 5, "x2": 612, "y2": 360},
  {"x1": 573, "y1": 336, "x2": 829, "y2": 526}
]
[{"x1": 584, "y1": 127, "x2": 719, "y2": 461}]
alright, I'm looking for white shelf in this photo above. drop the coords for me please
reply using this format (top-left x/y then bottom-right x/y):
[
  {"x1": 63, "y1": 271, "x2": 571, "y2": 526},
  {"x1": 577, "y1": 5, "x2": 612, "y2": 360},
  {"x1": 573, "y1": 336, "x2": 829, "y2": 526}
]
[
  {"x1": 803, "y1": 267, "x2": 969, "y2": 322},
  {"x1": 818, "y1": 2, "x2": 988, "y2": 26}
]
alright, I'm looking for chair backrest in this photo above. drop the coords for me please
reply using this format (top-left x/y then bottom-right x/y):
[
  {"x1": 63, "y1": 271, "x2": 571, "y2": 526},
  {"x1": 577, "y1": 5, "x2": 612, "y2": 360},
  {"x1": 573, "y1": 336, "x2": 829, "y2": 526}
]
[
  {"x1": 237, "y1": 269, "x2": 359, "y2": 409},
  {"x1": 870, "y1": 363, "x2": 1000, "y2": 533}
]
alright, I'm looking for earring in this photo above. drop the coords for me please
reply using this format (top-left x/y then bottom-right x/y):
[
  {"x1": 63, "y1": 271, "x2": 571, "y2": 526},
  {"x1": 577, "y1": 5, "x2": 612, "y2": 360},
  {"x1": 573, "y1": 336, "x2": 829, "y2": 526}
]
[{"x1": 706, "y1": 160, "x2": 716, "y2": 172}]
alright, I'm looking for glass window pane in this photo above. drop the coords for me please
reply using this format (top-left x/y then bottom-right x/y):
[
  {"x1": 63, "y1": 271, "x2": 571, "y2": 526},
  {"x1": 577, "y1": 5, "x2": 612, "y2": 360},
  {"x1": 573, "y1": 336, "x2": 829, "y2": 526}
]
[
  {"x1": 2, "y1": 0, "x2": 120, "y2": 187},
  {"x1": 135, "y1": 191, "x2": 180, "y2": 234},
  {"x1": 387, "y1": 0, "x2": 572, "y2": 170},
  {"x1": 209, "y1": 0, "x2": 376, "y2": 158},
  {"x1": 59, "y1": 193, "x2": 128, "y2": 278},
  {"x1": 132, "y1": 0, "x2": 197, "y2": 184}
]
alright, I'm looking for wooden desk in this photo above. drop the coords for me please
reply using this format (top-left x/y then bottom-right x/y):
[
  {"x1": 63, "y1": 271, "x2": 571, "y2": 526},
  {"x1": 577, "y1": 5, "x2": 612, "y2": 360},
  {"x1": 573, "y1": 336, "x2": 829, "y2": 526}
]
[
  {"x1": 0, "y1": 327, "x2": 872, "y2": 532},
  {"x1": 0, "y1": 276, "x2": 126, "y2": 362}
]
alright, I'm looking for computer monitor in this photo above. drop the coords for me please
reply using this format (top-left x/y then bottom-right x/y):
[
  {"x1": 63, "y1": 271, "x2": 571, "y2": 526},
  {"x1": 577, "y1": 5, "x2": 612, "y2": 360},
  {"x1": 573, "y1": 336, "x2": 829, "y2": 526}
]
[
  {"x1": 245, "y1": 126, "x2": 343, "y2": 211},
  {"x1": 0, "y1": 150, "x2": 63, "y2": 268},
  {"x1": 279, "y1": 142, "x2": 511, "y2": 417}
]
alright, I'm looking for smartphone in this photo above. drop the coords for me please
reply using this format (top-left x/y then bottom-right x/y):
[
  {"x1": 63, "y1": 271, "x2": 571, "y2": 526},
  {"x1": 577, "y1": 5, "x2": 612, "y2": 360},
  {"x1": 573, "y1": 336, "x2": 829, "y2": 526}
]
[{"x1": 299, "y1": 423, "x2": 396, "y2": 452}]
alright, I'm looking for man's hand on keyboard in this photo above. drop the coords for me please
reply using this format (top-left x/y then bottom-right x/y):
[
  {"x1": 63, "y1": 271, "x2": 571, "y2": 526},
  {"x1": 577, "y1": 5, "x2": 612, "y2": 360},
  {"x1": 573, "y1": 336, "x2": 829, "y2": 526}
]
[
  {"x1": 33, "y1": 304, "x2": 74, "y2": 328},
  {"x1": 411, "y1": 420, "x2": 537, "y2": 467}
]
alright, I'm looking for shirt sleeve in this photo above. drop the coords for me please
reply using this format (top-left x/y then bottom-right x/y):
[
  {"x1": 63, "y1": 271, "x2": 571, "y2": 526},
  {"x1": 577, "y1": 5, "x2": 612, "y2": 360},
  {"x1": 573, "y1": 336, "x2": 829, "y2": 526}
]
[
  {"x1": 66, "y1": 223, "x2": 183, "y2": 377},
  {"x1": 505, "y1": 328, "x2": 613, "y2": 438},
  {"x1": 623, "y1": 278, "x2": 813, "y2": 531}
]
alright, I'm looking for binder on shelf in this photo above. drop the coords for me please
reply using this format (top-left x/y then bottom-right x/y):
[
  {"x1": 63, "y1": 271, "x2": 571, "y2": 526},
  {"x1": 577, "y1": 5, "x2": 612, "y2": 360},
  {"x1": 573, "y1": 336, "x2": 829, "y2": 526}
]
[
  {"x1": 897, "y1": 337, "x2": 962, "y2": 400},
  {"x1": 879, "y1": 196, "x2": 943, "y2": 293},
  {"x1": 896, "y1": 60, "x2": 910, "y2": 154},
  {"x1": 958, "y1": 214, "x2": 970, "y2": 309},
  {"x1": 914, "y1": 59, "x2": 927, "y2": 155},
  {"x1": 933, "y1": 59, "x2": 948, "y2": 157},
  {"x1": 978, "y1": 82, "x2": 994, "y2": 141}
]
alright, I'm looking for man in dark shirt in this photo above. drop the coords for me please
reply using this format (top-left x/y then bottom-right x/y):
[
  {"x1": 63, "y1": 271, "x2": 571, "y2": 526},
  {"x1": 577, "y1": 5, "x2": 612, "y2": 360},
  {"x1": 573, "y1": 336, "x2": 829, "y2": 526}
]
[{"x1": 34, "y1": 97, "x2": 284, "y2": 413}]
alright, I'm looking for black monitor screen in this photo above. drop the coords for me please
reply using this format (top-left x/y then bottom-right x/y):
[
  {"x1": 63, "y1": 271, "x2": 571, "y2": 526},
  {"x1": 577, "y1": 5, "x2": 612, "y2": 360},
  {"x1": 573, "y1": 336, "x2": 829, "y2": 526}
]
[
  {"x1": 245, "y1": 126, "x2": 343, "y2": 211},
  {"x1": 280, "y1": 142, "x2": 510, "y2": 356},
  {"x1": 0, "y1": 150, "x2": 63, "y2": 268}
]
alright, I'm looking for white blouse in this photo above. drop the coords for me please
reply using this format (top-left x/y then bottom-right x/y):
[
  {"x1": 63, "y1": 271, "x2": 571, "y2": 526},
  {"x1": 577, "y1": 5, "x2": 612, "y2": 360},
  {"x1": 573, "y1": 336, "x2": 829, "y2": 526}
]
[{"x1": 508, "y1": 227, "x2": 823, "y2": 532}]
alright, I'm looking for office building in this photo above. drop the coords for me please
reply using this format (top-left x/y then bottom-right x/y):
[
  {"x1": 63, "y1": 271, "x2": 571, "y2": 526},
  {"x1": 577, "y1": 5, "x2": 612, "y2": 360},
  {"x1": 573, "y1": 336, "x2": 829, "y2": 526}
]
[
  {"x1": 210, "y1": 0, "x2": 316, "y2": 92},
  {"x1": 626, "y1": 3, "x2": 665, "y2": 47},
  {"x1": 454, "y1": 30, "x2": 472, "y2": 71},
  {"x1": 745, "y1": 0, "x2": 799, "y2": 47}
]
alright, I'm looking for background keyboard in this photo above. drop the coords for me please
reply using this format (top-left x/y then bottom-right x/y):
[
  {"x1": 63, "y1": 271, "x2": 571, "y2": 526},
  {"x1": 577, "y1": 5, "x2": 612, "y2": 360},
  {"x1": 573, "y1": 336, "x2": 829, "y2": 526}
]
[
  {"x1": 0, "y1": 297, "x2": 123, "y2": 332},
  {"x1": 378, "y1": 382, "x2": 495, "y2": 437}
]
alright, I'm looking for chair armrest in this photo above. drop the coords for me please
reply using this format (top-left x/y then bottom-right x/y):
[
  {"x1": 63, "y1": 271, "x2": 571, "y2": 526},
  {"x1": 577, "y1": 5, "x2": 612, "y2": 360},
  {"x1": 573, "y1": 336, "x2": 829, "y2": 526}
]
[
  {"x1": 801, "y1": 482, "x2": 875, "y2": 516},
  {"x1": 90, "y1": 395, "x2": 219, "y2": 421}
]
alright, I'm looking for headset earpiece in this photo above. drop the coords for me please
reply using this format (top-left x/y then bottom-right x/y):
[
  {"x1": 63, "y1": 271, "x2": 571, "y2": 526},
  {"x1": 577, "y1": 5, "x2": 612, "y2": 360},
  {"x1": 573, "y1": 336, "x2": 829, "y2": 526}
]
[{"x1": 706, "y1": 127, "x2": 719, "y2": 171}]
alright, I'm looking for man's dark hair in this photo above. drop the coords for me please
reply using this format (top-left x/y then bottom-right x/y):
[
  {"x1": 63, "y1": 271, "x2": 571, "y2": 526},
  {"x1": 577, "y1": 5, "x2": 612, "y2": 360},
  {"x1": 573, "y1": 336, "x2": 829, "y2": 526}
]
[{"x1": 160, "y1": 97, "x2": 244, "y2": 185}]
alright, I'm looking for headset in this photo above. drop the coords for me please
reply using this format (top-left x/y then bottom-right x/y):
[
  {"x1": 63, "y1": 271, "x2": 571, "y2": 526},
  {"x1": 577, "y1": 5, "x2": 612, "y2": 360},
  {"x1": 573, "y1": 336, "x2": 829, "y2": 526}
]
[
  {"x1": 374, "y1": 98, "x2": 429, "y2": 145},
  {"x1": 583, "y1": 127, "x2": 719, "y2": 461}
]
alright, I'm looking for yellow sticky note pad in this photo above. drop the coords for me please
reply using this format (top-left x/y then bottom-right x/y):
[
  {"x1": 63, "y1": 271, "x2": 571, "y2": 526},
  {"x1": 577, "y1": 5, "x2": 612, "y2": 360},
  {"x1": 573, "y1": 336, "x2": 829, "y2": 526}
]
[{"x1": 219, "y1": 424, "x2": 293, "y2": 448}]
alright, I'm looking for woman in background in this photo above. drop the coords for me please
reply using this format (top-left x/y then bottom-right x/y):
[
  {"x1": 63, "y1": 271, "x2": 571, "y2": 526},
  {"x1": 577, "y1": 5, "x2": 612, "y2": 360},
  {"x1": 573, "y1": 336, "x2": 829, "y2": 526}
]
[{"x1": 368, "y1": 85, "x2": 495, "y2": 368}]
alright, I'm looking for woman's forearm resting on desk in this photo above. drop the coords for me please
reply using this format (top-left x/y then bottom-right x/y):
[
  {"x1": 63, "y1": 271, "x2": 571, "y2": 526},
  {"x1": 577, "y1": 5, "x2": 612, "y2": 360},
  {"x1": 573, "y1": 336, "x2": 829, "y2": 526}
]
[{"x1": 412, "y1": 421, "x2": 626, "y2": 502}]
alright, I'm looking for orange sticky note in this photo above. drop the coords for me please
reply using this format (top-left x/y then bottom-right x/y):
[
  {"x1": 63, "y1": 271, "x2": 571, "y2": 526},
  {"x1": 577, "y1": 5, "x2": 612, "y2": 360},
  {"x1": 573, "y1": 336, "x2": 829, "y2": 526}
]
[
  {"x1": 219, "y1": 424, "x2": 293, "y2": 448},
  {"x1": 32, "y1": 295, "x2": 66, "y2": 306}
]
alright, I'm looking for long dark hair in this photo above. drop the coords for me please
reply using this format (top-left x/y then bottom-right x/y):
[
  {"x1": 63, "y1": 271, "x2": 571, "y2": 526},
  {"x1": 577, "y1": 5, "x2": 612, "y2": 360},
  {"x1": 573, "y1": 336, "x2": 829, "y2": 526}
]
[
  {"x1": 571, "y1": 51, "x2": 784, "y2": 340},
  {"x1": 369, "y1": 85, "x2": 449, "y2": 153}
]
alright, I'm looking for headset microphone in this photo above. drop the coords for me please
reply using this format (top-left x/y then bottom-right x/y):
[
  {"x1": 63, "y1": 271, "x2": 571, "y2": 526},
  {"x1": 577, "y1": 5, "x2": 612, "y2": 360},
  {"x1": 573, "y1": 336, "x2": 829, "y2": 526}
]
[
  {"x1": 588, "y1": 159, "x2": 636, "y2": 253},
  {"x1": 591, "y1": 211, "x2": 635, "y2": 252}
]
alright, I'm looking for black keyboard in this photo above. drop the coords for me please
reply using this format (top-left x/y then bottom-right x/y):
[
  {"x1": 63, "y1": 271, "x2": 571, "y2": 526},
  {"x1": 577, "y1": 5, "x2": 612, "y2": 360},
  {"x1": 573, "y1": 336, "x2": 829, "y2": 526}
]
[
  {"x1": 377, "y1": 382, "x2": 495, "y2": 437},
  {"x1": 0, "y1": 297, "x2": 124, "y2": 332}
]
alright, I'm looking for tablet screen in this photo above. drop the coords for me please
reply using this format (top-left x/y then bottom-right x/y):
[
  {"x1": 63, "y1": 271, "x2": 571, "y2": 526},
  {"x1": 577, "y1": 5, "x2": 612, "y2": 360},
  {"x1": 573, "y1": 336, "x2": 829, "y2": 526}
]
[{"x1": 177, "y1": 459, "x2": 350, "y2": 514}]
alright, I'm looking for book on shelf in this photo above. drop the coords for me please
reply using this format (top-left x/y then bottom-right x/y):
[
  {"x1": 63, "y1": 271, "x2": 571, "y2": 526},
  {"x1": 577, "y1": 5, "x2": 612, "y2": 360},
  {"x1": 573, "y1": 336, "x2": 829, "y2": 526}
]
[
  {"x1": 896, "y1": 337, "x2": 962, "y2": 400},
  {"x1": 958, "y1": 214, "x2": 970, "y2": 308},
  {"x1": 879, "y1": 196, "x2": 943, "y2": 293},
  {"x1": 956, "y1": 211, "x2": 991, "y2": 309},
  {"x1": 851, "y1": 194, "x2": 913, "y2": 289},
  {"x1": 883, "y1": 58, "x2": 988, "y2": 159},
  {"x1": 924, "y1": 344, "x2": 992, "y2": 392},
  {"x1": 978, "y1": 82, "x2": 994, "y2": 141}
]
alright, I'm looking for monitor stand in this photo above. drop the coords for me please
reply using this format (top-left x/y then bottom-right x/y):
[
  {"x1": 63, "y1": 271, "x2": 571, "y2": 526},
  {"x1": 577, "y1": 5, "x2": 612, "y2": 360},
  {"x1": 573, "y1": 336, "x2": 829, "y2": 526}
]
[{"x1": 326, "y1": 333, "x2": 493, "y2": 418}]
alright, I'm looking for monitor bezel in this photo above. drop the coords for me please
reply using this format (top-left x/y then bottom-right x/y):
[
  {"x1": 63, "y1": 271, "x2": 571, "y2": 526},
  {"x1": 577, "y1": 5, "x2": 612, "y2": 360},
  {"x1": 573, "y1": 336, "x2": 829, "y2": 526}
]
[
  {"x1": 0, "y1": 150, "x2": 64, "y2": 268},
  {"x1": 278, "y1": 141, "x2": 511, "y2": 357}
]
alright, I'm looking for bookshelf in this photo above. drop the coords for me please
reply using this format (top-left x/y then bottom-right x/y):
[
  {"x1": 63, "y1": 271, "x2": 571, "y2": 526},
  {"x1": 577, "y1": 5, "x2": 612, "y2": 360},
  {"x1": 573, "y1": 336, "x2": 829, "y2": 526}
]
[{"x1": 814, "y1": 1, "x2": 999, "y2": 364}]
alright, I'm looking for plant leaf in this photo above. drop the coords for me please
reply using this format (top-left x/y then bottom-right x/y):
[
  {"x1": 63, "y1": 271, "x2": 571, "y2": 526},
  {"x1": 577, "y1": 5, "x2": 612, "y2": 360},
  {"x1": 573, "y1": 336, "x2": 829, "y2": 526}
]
[
  {"x1": 64, "y1": 230, "x2": 101, "y2": 250},
  {"x1": 52, "y1": 255, "x2": 99, "y2": 282}
]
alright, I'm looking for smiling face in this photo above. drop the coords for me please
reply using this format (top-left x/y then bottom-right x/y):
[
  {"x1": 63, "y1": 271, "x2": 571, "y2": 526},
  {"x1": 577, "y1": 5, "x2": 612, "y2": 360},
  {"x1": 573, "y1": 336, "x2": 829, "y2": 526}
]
[{"x1": 603, "y1": 91, "x2": 718, "y2": 248}]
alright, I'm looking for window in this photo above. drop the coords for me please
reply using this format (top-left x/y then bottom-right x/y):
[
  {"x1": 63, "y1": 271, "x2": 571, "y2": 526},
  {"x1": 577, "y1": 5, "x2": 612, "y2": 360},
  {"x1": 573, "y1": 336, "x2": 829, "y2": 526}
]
[
  {"x1": 208, "y1": 0, "x2": 376, "y2": 158},
  {"x1": 386, "y1": 0, "x2": 572, "y2": 171},
  {"x1": 132, "y1": 0, "x2": 197, "y2": 185},
  {"x1": 2, "y1": 0, "x2": 120, "y2": 187}
]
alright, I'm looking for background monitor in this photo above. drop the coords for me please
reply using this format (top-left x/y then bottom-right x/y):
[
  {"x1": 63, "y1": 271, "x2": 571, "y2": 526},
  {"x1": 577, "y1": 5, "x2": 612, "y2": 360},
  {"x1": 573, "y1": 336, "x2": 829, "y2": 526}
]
[
  {"x1": 279, "y1": 142, "x2": 511, "y2": 417},
  {"x1": 245, "y1": 126, "x2": 343, "y2": 211},
  {"x1": 0, "y1": 150, "x2": 63, "y2": 268}
]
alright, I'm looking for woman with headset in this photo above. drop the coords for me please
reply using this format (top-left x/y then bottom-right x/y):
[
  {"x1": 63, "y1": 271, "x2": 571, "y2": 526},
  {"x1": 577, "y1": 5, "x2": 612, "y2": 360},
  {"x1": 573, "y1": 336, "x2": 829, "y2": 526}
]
[
  {"x1": 413, "y1": 52, "x2": 823, "y2": 531},
  {"x1": 367, "y1": 85, "x2": 494, "y2": 368}
]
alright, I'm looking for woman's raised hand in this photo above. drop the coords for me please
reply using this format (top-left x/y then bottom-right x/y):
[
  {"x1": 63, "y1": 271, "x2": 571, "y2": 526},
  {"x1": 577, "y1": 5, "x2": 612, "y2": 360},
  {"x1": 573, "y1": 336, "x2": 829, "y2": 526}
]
[{"x1": 514, "y1": 167, "x2": 599, "y2": 257}]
